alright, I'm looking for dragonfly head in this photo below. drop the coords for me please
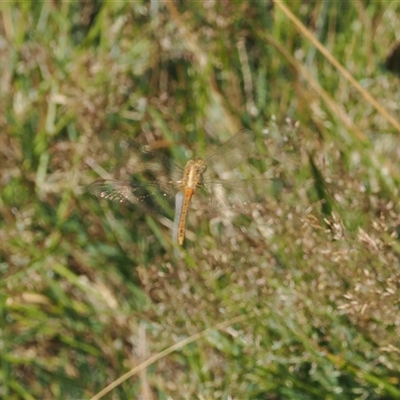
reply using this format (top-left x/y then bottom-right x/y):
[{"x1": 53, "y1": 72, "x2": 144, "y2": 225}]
[
  {"x1": 190, "y1": 158, "x2": 207, "y2": 175},
  {"x1": 183, "y1": 158, "x2": 208, "y2": 189}
]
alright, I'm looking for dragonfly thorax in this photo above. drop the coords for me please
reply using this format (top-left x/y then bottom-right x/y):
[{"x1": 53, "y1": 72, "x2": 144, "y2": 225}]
[{"x1": 181, "y1": 158, "x2": 207, "y2": 190}]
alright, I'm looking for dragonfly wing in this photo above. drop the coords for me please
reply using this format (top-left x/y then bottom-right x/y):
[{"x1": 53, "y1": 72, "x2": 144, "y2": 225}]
[
  {"x1": 192, "y1": 179, "x2": 257, "y2": 215},
  {"x1": 88, "y1": 180, "x2": 135, "y2": 204},
  {"x1": 88, "y1": 179, "x2": 176, "y2": 217},
  {"x1": 117, "y1": 138, "x2": 183, "y2": 181},
  {"x1": 172, "y1": 192, "x2": 184, "y2": 245},
  {"x1": 204, "y1": 129, "x2": 255, "y2": 177}
]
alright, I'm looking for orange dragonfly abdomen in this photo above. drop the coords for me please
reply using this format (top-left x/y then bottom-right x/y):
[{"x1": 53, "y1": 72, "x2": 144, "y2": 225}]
[{"x1": 176, "y1": 187, "x2": 195, "y2": 245}]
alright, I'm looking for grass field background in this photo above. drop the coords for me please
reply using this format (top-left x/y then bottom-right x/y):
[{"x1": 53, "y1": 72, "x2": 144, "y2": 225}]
[{"x1": 1, "y1": 1, "x2": 400, "y2": 399}]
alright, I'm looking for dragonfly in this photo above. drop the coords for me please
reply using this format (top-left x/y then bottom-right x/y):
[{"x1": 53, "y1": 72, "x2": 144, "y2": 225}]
[{"x1": 88, "y1": 129, "x2": 259, "y2": 246}]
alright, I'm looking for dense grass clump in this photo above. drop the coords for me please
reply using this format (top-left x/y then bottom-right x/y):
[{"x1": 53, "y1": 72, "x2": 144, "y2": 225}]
[{"x1": 1, "y1": 1, "x2": 400, "y2": 399}]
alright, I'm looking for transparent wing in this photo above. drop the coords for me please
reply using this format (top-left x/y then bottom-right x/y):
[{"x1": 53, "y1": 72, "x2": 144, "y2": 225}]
[
  {"x1": 192, "y1": 178, "x2": 263, "y2": 215},
  {"x1": 172, "y1": 192, "x2": 184, "y2": 245},
  {"x1": 88, "y1": 179, "x2": 176, "y2": 217},
  {"x1": 116, "y1": 138, "x2": 183, "y2": 182},
  {"x1": 204, "y1": 129, "x2": 255, "y2": 177}
]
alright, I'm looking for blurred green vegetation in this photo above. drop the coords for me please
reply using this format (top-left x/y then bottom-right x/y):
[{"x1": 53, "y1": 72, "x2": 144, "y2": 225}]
[{"x1": 1, "y1": 1, "x2": 400, "y2": 399}]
